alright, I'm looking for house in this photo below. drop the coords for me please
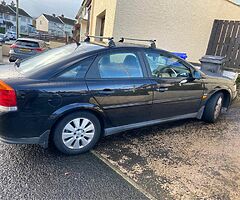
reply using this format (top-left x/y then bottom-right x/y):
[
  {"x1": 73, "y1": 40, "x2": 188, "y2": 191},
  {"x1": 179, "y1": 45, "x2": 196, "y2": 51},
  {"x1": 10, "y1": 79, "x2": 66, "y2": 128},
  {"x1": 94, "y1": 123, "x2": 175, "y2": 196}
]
[
  {"x1": 0, "y1": 1, "x2": 33, "y2": 35},
  {"x1": 59, "y1": 15, "x2": 76, "y2": 36},
  {"x1": 36, "y1": 14, "x2": 75, "y2": 37},
  {"x1": 8, "y1": 5, "x2": 34, "y2": 34},
  {"x1": 75, "y1": 0, "x2": 240, "y2": 63}
]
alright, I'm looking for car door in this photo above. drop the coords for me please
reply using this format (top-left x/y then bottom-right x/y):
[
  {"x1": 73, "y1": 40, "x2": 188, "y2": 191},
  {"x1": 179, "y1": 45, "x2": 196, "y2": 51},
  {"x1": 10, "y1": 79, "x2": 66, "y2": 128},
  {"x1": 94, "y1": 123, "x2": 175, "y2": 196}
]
[
  {"x1": 86, "y1": 49, "x2": 153, "y2": 127},
  {"x1": 143, "y1": 50, "x2": 204, "y2": 120}
]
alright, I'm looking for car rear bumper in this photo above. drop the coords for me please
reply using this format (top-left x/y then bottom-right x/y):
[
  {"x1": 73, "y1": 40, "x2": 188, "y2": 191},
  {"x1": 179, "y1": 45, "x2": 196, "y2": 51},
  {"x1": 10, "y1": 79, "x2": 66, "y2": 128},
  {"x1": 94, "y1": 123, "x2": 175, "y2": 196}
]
[
  {"x1": 9, "y1": 52, "x2": 36, "y2": 61},
  {"x1": 0, "y1": 111, "x2": 51, "y2": 148},
  {"x1": 0, "y1": 130, "x2": 50, "y2": 148}
]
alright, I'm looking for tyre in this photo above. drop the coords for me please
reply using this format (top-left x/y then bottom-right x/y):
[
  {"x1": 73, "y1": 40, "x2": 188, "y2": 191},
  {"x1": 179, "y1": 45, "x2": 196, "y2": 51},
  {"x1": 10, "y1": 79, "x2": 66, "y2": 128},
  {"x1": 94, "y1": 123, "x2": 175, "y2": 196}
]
[
  {"x1": 202, "y1": 92, "x2": 224, "y2": 123},
  {"x1": 9, "y1": 57, "x2": 16, "y2": 62},
  {"x1": 53, "y1": 111, "x2": 101, "y2": 155}
]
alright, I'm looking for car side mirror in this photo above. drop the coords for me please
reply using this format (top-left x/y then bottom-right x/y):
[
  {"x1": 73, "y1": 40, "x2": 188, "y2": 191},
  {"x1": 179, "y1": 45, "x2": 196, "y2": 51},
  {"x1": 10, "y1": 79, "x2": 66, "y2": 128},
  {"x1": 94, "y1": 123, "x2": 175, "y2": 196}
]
[{"x1": 192, "y1": 70, "x2": 202, "y2": 79}]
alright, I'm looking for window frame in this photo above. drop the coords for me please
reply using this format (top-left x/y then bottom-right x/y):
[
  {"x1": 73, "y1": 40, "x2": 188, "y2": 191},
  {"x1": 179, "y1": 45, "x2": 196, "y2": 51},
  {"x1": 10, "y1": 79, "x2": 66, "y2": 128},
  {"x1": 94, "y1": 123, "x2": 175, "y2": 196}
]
[
  {"x1": 142, "y1": 49, "x2": 195, "y2": 80},
  {"x1": 51, "y1": 55, "x2": 97, "y2": 81},
  {"x1": 86, "y1": 49, "x2": 148, "y2": 80}
]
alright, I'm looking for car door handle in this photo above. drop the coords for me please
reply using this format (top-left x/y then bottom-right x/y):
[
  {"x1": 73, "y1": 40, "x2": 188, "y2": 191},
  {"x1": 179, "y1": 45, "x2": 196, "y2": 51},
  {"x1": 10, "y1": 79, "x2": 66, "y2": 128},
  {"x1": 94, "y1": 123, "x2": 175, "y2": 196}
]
[
  {"x1": 98, "y1": 89, "x2": 115, "y2": 95},
  {"x1": 156, "y1": 87, "x2": 169, "y2": 92}
]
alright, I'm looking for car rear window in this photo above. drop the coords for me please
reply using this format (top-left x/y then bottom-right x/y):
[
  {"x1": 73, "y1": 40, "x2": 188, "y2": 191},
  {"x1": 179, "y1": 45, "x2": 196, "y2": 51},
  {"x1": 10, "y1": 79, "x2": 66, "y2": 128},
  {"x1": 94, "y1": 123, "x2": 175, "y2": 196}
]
[
  {"x1": 17, "y1": 43, "x2": 104, "y2": 75},
  {"x1": 15, "y1": 40, "x2": 39, "y2": 48}
]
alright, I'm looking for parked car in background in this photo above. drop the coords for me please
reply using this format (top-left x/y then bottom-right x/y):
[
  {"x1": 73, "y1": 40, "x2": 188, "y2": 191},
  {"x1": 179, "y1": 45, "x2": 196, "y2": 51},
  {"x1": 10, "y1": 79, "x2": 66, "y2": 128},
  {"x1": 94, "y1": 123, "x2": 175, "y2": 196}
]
[
  {"x1": 0, "y1": 41, "x2": 237, "y2": 155},
  {"x1": 0, "y1": 33, "x2": 9, "y2": 43},
  {"x1": 9, "y1": 38, "x2": 48, "y2": 62},
  {"x1": 5, "y1": 31, "x2": 17, "y2": 40}
]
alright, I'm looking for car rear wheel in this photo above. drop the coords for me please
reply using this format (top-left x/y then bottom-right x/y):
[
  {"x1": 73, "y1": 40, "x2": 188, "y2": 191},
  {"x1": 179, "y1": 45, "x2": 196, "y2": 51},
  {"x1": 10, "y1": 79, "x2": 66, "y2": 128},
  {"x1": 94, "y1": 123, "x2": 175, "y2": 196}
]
[
  {"x1": 9, "y1": 57, "x2": 16, "y2": 62},
  {"x1": 53, "y1": 111, "x2": 101, "y2": 155},
  {"x1": 202, "y1": 92, "x2": 224, "y2": 123}
]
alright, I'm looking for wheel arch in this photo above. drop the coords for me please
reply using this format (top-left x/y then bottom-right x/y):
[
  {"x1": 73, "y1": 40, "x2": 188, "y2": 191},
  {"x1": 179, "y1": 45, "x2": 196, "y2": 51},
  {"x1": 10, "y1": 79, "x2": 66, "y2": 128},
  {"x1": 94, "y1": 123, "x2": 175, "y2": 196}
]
[
  {"x1": 207, "y1": 88, "x2": 232, "y2": 109},
  {"x1": 48, "y1": 103, "x2": 108, "y2": 140}
]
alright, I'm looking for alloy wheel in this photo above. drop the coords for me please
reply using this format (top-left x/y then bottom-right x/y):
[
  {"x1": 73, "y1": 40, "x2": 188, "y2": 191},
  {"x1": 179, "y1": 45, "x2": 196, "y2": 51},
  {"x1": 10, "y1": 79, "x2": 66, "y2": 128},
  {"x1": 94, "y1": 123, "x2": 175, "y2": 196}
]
[
  {"x1": 214, "y1": 96, "x2": 223, "y2": 120},
  {"x1": 62, "y1": 118, "x2": 95, "y2": 149}
]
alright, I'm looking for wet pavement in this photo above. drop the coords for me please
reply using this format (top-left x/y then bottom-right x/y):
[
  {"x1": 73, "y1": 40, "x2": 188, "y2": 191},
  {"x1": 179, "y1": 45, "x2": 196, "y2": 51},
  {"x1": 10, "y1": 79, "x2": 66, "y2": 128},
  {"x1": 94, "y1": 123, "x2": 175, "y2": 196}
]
[
  {"x1": 0, "y1": 144, "x2": 148, "y2": 200},
  {"x1": 96, "y1": 98, "x2": 240, "y2": 200}
]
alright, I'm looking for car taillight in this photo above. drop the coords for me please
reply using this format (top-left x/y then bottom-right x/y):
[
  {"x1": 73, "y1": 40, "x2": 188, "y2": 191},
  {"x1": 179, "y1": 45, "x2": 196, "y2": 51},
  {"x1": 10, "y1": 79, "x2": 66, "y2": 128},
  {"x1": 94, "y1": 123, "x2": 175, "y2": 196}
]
[
  {"x1": 10, "y1": 44, "x2": 17, "y2": 49},
  {"x1": 35, "y1": 48, "x2": 43, "y2": 52},
  {"x1": 0, "y1": 81, "x2": 17, "y2": 112}
]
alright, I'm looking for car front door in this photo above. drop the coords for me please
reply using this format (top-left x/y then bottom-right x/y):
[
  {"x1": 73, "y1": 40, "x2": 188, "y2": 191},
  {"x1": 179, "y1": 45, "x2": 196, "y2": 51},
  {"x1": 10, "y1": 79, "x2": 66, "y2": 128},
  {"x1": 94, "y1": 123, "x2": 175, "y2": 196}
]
[
  {"x1": 86, "y1": 50, "x2": 153, "y2": 127},
  {"x1": 143, "y1": 50, "x2": 204, "y2": 120}
]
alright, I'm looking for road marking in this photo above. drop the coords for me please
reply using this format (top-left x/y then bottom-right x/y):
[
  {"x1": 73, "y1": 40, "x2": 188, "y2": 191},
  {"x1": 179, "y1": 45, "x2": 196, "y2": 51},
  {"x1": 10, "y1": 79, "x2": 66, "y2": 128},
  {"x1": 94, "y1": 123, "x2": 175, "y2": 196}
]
[{"x1": 91, "y1": 150, "x2": 158, "y2": 200}]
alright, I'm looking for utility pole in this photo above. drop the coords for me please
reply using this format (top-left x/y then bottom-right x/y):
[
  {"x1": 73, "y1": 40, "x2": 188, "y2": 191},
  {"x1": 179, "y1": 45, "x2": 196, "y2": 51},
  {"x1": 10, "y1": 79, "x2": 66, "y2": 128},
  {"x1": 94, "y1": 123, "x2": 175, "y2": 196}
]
[{"x1": 16, "y1": 0, "x2": 19, "y2": 38}]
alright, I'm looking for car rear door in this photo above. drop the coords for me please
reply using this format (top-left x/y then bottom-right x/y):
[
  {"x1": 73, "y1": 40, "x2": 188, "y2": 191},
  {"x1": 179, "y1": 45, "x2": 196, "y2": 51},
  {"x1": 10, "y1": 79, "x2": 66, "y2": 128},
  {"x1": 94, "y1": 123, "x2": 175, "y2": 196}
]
[
  {"x1": 143, "y1": 50, "x2": 204, "y2": 120},
  {"x1": 86, "y1": 49, "x2": 153, "y2": 127}
]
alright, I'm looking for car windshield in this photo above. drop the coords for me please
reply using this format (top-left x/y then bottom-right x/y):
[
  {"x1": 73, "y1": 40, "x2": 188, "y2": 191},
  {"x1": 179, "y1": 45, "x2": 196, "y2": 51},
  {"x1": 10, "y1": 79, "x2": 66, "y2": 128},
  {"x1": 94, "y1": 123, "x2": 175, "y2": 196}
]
[{"x1": 17, "y1": 43, "x2": 104, "y2": 74}]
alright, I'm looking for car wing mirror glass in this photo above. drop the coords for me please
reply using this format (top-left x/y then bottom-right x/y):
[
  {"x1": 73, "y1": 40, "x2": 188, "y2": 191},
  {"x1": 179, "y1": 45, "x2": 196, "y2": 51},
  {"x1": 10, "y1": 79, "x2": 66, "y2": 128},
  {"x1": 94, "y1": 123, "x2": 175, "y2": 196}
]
[{"x1": 193, "y1": 71, "x2": 202, "y2": 79}]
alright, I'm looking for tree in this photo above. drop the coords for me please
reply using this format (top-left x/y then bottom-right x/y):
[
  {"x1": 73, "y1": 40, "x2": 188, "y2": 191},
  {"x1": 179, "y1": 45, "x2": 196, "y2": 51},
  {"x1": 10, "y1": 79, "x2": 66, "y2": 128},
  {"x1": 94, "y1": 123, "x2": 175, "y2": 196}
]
[
  {"x1": 1, "y1": 0, "x2": 6, "y2": 5},
  {"x1": 10, "y1": 0, "x2": 15, "y2": 7}
]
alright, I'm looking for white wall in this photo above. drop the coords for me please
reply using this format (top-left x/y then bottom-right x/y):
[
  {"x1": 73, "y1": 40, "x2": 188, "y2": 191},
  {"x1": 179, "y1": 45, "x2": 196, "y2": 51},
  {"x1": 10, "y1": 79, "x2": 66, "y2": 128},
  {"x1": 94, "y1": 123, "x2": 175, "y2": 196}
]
[
  {"x1": 36, "y1": 15, "x2": 48, "y2": 32},
  {"x1": 113, "y1": 0, "x2": 240, "y2": 62}
]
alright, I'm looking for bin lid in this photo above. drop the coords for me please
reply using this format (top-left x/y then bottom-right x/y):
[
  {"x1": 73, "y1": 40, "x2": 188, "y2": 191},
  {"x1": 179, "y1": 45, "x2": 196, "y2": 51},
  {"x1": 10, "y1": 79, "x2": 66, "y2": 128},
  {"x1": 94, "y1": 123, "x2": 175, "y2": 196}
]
[
  {"x1": 200, "y1": 55, "x2": 226, "y2": 64},
  {"x1": 172, "y1": 52, "x2": 187, "y2": 60}
]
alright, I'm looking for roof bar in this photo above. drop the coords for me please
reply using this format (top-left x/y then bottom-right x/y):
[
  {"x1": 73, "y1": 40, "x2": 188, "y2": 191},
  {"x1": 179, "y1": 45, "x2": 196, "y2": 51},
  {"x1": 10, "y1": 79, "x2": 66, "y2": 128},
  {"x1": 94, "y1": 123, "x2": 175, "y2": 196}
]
[
  {"x1": 119, "y1": 37, "x2": 156, "y2": 48},
  {"x1": 84, "y1": 36, "x2": 116, "y2": 47}
]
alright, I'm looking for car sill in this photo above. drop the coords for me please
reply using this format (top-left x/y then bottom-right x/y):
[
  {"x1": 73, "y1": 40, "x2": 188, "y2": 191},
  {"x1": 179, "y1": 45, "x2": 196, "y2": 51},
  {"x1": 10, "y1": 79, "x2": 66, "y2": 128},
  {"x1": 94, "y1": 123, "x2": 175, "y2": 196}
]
[{"x1": 104, "y1": 113, "x2": 198, "y2": 136}]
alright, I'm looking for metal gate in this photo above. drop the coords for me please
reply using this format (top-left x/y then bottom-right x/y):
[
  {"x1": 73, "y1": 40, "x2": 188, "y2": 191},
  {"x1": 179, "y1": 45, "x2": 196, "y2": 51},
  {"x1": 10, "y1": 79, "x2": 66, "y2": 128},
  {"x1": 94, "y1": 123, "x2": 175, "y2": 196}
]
[{"x1": 206, "y1": 20, "x2": 240, "y2": 70}]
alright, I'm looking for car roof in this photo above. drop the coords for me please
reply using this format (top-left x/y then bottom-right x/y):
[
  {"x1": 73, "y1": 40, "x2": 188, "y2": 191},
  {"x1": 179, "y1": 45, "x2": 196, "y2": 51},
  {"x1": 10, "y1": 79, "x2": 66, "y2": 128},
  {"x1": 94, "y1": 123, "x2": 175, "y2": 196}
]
[{"x1": 17, "y1": 38, "x2": 45, "y2": 43}]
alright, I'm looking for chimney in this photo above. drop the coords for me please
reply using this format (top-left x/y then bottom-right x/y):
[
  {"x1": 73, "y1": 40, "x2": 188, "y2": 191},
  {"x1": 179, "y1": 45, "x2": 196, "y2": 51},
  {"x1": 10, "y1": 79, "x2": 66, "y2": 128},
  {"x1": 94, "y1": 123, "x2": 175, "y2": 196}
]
[
  {"x1": 52, "y1": 14, "x2": 56, "y2": 17},
  {"x1": 61, "y1": 14, "x2": 64, "y2": 18}
]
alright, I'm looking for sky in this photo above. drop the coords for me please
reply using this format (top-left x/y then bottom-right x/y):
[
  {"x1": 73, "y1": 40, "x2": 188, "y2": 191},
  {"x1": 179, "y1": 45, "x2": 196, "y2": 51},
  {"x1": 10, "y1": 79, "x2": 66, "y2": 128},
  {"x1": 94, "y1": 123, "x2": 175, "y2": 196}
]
[{"x1": 4, "y1": 0, "x2": 83, "y2": 19}]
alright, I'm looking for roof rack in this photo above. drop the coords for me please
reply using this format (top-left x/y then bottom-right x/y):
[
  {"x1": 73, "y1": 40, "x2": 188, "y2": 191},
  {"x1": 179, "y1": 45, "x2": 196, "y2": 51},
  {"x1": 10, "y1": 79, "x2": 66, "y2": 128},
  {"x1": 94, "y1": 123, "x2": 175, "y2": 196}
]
[
  {"x1": 84, "y1": 36, "x2": 116, "y2": 47},
  {"x1": 119, "y1": 37, "x2": 156, "y2": 48}
]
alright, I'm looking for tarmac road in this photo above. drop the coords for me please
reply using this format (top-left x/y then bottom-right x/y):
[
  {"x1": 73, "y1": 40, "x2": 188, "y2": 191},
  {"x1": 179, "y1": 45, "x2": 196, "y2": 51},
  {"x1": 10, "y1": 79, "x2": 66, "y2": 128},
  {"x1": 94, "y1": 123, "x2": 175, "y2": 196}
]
[{"x1": 0, "y1": 144, "x2": 148, "y2": 200}]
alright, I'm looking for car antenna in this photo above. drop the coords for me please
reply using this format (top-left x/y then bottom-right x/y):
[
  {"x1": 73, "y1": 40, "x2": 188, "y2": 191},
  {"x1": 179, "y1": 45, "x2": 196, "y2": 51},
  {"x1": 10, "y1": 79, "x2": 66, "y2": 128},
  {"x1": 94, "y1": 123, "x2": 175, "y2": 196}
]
[
  {"x1": 119, "y1": 37, "x2": 156, "y2": 48},
  {"x1": 84, "y1": 35, "x2": 116, "y2": 47}
]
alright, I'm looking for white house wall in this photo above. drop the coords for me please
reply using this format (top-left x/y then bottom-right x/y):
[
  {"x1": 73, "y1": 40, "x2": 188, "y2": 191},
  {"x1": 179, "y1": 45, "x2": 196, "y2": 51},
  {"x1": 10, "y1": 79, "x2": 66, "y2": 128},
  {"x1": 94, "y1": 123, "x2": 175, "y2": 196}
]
[{"x1": 113, "y1": 0, "x2": 240, "y2": 62}]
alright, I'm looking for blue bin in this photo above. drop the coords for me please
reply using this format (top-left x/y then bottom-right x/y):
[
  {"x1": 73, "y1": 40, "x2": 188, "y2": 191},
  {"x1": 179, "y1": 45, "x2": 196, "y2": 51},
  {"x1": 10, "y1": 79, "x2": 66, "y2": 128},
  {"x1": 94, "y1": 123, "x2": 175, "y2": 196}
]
[{"x1": 172, "y1": 52, "x2": 188, "y2": 60}]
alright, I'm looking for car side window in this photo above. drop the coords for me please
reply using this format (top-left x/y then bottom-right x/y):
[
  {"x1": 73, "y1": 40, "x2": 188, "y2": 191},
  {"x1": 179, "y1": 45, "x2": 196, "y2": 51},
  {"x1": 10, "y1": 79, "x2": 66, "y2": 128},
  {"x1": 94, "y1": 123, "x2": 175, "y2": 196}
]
[
  {"x1": 144, "y1": 52, "x2": 191, "y2": 78},
  {"x1": 98, "y1": 52, "x2": 143, "y2": 78},
  {"x1": 58, "y1": 58, "x2": 93, "y2": 79}
]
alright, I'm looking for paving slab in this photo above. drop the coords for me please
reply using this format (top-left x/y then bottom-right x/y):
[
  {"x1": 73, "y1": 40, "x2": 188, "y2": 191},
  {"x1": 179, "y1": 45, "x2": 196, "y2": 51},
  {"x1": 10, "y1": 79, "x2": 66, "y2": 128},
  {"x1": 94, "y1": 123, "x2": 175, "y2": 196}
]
[{"x1": 95, "y1": 100, "x2": 240, "y2": 200}]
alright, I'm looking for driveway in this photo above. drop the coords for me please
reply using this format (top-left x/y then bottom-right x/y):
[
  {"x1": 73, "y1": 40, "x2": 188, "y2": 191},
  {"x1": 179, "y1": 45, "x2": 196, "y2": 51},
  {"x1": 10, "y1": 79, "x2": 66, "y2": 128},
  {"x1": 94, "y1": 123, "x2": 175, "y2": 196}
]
[{"x1": 96, "y1": 97, "x2": 240, "y2": 200}]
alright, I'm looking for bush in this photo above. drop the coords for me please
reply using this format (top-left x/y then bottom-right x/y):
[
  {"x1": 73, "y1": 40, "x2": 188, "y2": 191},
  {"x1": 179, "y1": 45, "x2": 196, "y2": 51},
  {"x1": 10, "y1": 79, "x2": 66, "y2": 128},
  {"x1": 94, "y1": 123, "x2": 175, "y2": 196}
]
[{"x1": 237, "y1": 76, "x2": 240, "y2": 86}]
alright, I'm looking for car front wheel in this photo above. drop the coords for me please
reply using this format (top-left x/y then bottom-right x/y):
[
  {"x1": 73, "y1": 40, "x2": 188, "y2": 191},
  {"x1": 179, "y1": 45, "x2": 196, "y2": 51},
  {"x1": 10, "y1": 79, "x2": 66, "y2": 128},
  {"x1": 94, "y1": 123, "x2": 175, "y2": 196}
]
[
  {"x1": 53, "y1": 111, "x2": 101, "y2": 155},
  {"x1": 202, "y1": 92, "x2": 224, "y2": 123}
]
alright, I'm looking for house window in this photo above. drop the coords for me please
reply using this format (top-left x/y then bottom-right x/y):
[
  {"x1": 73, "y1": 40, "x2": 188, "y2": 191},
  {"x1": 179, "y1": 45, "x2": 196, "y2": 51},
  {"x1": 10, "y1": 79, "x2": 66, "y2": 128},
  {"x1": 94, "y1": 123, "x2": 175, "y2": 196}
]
[
  {"x1": 4, "y1": 14, "x2": 10, "y2": 20},
  {"x1": 40, "y1": 20, "x2": 42, "y2": 25},
  {"x1": 21, "y1": 16, "x2": 26, "y2": 22},
  {"x1": 20, "y1": 25, "x2": 27, "y2": 33},
  {"x1": 0, "y1": 13, "x2": 3, "y2": 18},
  {"x1": 95, "y1": 10, "x2": 105, "y2": 40}
]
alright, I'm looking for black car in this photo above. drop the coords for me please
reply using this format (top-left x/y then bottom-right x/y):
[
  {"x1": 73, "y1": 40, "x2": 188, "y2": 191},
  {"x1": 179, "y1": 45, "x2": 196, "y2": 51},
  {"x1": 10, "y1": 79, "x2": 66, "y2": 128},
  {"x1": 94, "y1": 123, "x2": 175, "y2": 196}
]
[{"x1": 0, "y1": 41, "x2": 237, "y2": 155}]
